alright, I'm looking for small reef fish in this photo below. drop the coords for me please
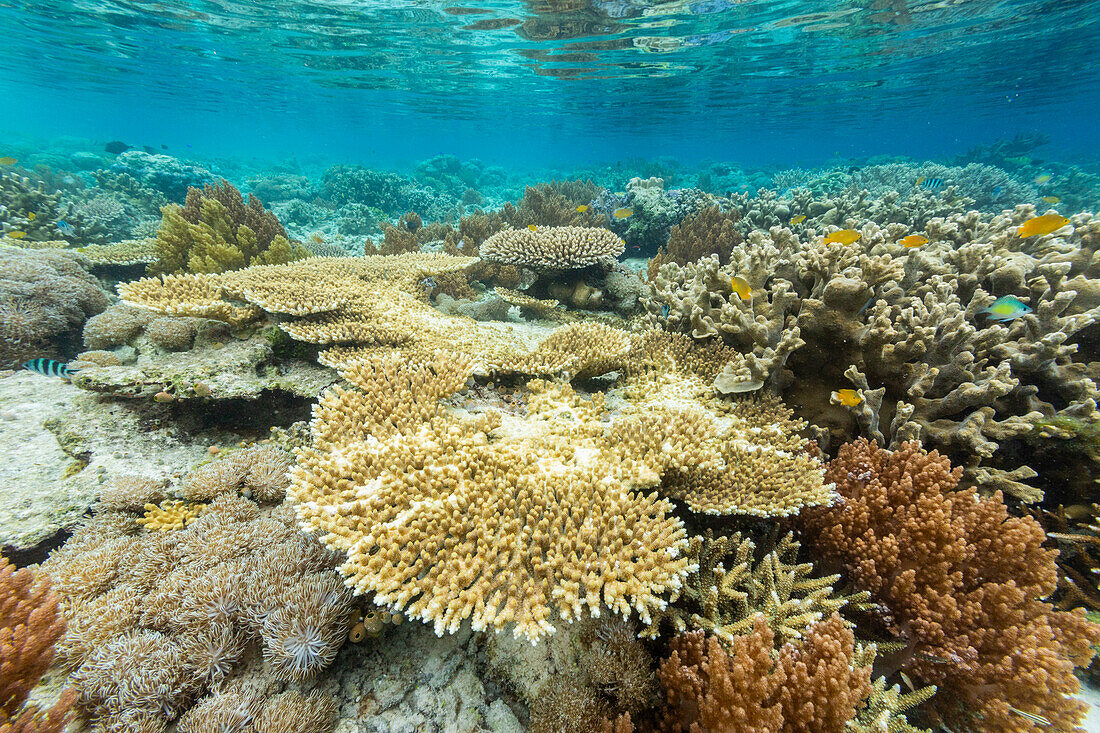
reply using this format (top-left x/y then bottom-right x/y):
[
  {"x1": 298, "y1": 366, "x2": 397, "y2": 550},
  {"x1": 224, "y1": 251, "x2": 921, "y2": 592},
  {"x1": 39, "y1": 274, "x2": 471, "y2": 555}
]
[
  {"x1": 7, "y1": 231, "x2": 26, "y2": 238},
  {"x1": 991, "y1": 184, "x2": 1003, "y2": 200},
  {"x1": 575, "y1": 204, "x2": 589, "y2": 213},
  {"x1": 1033, "y1": 174, "x2": 1052, "y2": 185},
  {"x1": 730, "y1": 275, "x2": 752, "y2": 301},
  {"x1": 920, "y1": 177, "x2": 944, "y2": 190},
  {"x1": 612, "y1": 207, "x2": 633, "y2": 219},
  {"x1": 831, "y1": 389, "x2": 863, "y2": 407},
  {"x1": 1017, "y1": 213, "x2": 1069, "y2": 237},
  {"x1": 1004, "y1": 155, "x2": 1030, "y2": 165},
  {"x1": 0, "y1": 157, "x2": 16, "y2": 165},
  {"x1": 104, "y1": 140, "x2": 130, "y2": 154},
  {"x1": 23, "y1": 358, "x2": 79, "y2": 379},
  {"x1": 661, "y1": 303, "x2": 671, "y2": 318},
  {"x1": 980, "y1": 295, "x2": 1031, "y2": 322},
  {"x1": 26, "y1": 212, "x2": 35, "y2": 221},
  {"x1": 56, "y1": 220, "x2": 76, "y2": 236},
  {"x1": 527, "y1": 224, "x2": 538, "y2": 231},
  {"x1": 1008, "y1": 708, "x2": 1050, "y2": 726},
  {"x1": 790, "y1": 214, "x2": 806, "y2": 224},
  {"x1": 1041, "y1": 195, "x2": 1060, "y2": 204},
  {"x1": 309, "y1": 233, "x2": 325, "y2": 244},
  {"x1": 900, "y1": 234, "x2": 928, "y2": 248},
  {"x1": 824, "y1": 229, "x2": 861, "y2": 245}
]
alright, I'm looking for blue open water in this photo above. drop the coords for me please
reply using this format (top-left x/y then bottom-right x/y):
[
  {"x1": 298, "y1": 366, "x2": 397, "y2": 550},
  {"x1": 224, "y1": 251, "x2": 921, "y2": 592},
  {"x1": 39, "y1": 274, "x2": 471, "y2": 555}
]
[{"x1": 1, "y1": 0, "x2": 1098, "y2": 167}]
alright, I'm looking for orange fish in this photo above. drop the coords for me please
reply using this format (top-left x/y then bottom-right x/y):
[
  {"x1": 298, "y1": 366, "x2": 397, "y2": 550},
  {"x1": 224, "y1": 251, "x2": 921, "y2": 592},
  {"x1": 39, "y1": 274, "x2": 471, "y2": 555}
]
[
  {"x1": 900, "y1": 234, "x2": 928, "y2": 248},
  {"x1": 824, "y1": 229, "x2": 861, "y2": 245},
  {"x1": 1017, "y1": 214, "x2": 1069, "y2": 238},
  {"x1": 575, "y1": 205, "x2": 589, "y2": 213},
  {"x1": 790, "y1": 215, "x2": 806, "y2": 225},
  {"x1": 831, "y1": 389, "x2": 863, "y2": 407}
]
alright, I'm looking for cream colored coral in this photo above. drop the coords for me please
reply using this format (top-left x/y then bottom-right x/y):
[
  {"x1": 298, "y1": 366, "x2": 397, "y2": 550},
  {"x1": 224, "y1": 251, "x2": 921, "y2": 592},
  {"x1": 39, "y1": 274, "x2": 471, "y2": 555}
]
[
  {"x1": 136, "y1": 500, "x2": 206, "y2": 530},
  {"x1": 77, "y1": 239, "x2": 159, "y2": 266},
  {"x1": 290, "y1": 352, "x2": 693, "y2": 642},
  {"x1": 481, "y1": 226, "x2": 625, "y2": 268}
]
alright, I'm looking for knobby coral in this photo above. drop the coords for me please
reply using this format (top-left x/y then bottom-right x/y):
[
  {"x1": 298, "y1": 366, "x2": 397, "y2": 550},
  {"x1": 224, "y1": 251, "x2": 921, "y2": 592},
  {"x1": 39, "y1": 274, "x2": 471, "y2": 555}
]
[
  {"x1": 0, "y1": 554, "x2": 74, "y2": 733},
  {"x1": 798, "y1": 439, "x2": 1100, "y2": 732},
  {"x1": 644, "y1": 207, "x2": 1100, "y2": 500}
]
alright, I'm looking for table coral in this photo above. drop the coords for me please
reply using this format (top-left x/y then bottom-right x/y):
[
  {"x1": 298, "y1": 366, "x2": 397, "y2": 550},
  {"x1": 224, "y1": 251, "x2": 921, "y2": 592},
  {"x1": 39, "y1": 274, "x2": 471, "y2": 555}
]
[
  {"x1": 798, "y1": 438, "x2": 1100, "y2": 733},
  {"x1": 481, "y1": 225, "x2": 625, "y2": 269},
  {"x1": 290, "y1": 352, "x2": 693, "y2": 642}
]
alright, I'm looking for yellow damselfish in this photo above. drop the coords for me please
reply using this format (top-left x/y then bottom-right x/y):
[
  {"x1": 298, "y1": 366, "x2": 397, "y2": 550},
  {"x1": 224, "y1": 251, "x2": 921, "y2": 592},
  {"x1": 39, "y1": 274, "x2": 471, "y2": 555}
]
[
  {"x1": 576, "y1": 204, "x2": 589, "y2": 213},
  {"x1": 1017, "y1": 214, "x2": 1069, "y2": 238},
  {"x1": 26, "y1": 212, "x2": 35, "y2": 221},
  {"x1": 730, "y1": 275, "x2": 752, "y2": 301},
  {"x1": 1034, "y1": 174, "x2": 1052, "y2": 185},
  {"x1": 1042, "y1": 196, "x2": 1060, "y2": 204},
  {"x1": 900, "y1": 234, "x2": 928, "y2": 248},
  {"x1": 831, "y1": 389, "x2": 863, "y2": 407},
  {"x1": 612, "y1": 207, "x2": 633, "y2": 219},
  {"x1": 7, "y1": 231, "x2": 26, "y2": 238},
  {"x1": 0, "y1": 157, "x2": 16, "y2": 166},
  {"x1": 790, "y1": 215, "x2": 806, "y2": 225},
  {"x1": 527, "y1": 224, "x2": 538, "y2": 231},
  {"x1": 824, "y1": 229, "x2": 861, "y2": 245}
]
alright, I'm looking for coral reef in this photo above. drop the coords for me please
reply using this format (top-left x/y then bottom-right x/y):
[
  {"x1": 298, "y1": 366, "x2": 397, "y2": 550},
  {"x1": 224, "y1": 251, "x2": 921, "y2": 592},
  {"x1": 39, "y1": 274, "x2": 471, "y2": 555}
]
[
  {"x1": 0, "y1": 168, "x2": 87, "y2": 241},
  {"x1": 151, "y1": 180, "x2": 311, "y2": 274},
  {"x1": 320, "y1": 165, "x2": 405, "y2": 211},
  {"x1": 108, "y1": 151, "x2": 215, "y2": 202},
  {"x1": 0, "y1": 554, "x2": 74, "y2": 733},
  {"x1": 643, "y1": 207, "x2": 1100, "y2": 497},
  {"x1": 0, "y1": 247, "x2": 109, "y2": 368},
  {"x1": 602, "y1": 177, "x2": 719, "y2": 254},
  {"x1": 799, "y1": 439, "x2": 1100, "y2": 732}
]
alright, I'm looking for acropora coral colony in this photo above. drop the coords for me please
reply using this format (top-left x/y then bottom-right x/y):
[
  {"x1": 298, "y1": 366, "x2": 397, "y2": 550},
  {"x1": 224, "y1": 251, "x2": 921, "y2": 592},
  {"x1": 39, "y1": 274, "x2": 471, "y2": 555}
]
[{"x1": 4, "y1": 152, "x2": 1100, "y2": 733}]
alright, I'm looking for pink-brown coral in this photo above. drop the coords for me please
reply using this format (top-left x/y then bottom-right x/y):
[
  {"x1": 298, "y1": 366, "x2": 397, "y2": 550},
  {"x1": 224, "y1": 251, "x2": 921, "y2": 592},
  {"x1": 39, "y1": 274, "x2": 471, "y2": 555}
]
[{"x1": 799, "y1": 439, "x2": 1100, "y2": 732}]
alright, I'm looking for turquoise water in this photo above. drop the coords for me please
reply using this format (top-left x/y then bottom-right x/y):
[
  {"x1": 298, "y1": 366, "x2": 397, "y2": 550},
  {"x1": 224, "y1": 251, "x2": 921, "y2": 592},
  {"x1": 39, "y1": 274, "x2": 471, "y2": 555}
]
[{"x1": 2, "y1": 0, "x2": 1098, "y2": 166}]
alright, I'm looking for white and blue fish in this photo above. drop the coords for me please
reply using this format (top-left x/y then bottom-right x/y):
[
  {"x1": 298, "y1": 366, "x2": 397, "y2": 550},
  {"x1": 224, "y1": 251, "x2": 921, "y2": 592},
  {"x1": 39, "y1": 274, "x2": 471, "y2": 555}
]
[
  {"x1": 55, "y1": 219, "x2": 76, "y2": 237},
  {"x1": 23, "y1": 358, "x2": 79, "y2": 379}
]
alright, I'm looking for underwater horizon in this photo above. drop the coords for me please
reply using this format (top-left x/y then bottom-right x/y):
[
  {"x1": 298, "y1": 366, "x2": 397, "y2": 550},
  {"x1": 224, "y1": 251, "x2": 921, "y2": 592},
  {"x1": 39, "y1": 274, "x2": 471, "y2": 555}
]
[{"x1": 4, "y1": 1, "x2": 1100, "y2": 733}]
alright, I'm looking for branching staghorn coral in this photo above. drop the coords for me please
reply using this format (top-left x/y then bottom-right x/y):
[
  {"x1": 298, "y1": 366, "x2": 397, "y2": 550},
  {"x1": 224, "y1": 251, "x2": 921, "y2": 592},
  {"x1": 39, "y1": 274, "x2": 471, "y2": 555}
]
[
  {"x1": 42, "y1": 455, "x2": 353, "y2": 732},
  {"x1": 798, "y1": 439, "x2": 1100, "y2": 733},
  {"x1": 0, "y1": 554, "x2": 74, "y2": 733},
  {"x1": 640, "y1": 531, "x2": 869, "y2": 649},
  {"x1": 150, "y1": 180, "x2": 311, "y2": 274}
]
